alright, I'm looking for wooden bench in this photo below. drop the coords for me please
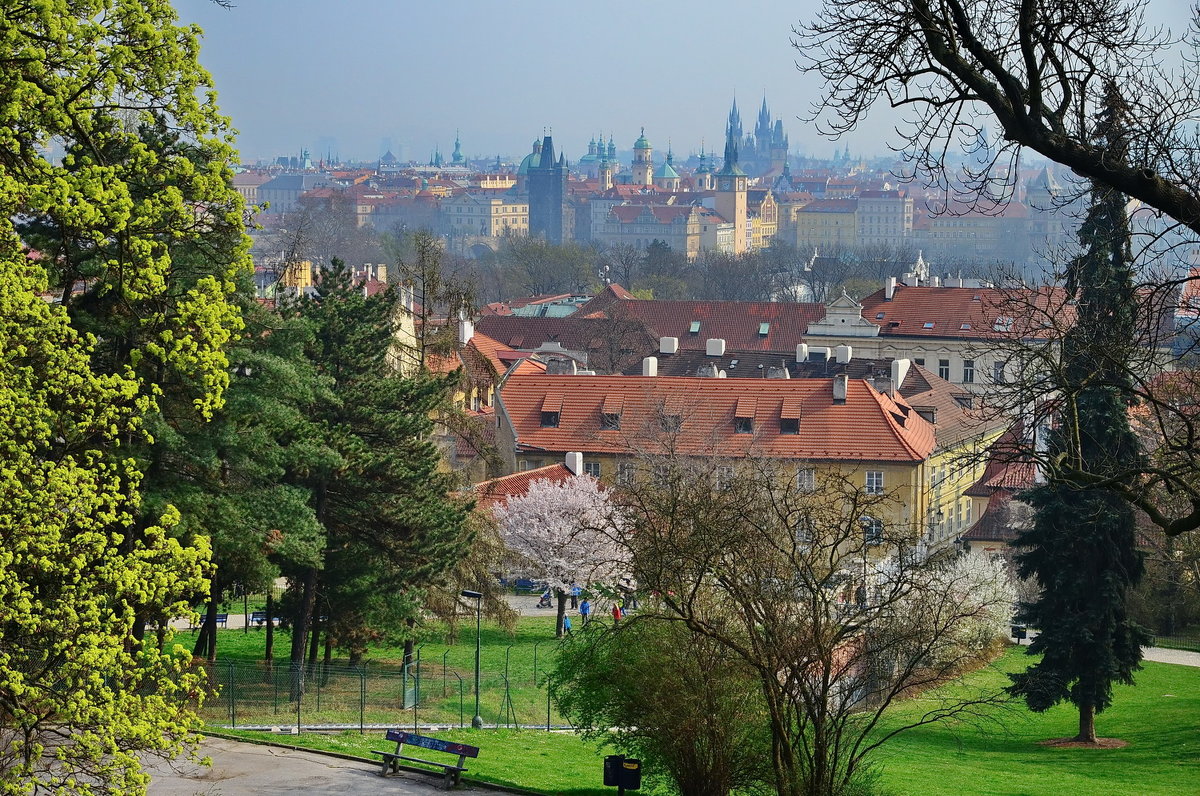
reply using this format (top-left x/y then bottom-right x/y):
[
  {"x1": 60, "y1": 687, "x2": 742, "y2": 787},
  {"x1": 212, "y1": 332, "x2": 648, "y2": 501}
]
[{"x1": 371, "y1": 729, "x2": 479, "y2": 788}]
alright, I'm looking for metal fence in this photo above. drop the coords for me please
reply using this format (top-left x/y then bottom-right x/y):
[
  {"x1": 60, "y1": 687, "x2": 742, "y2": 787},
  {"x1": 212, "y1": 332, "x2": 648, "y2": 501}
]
[{"x1": 197, "y1": 653, "x2": 566, "y2": 731}]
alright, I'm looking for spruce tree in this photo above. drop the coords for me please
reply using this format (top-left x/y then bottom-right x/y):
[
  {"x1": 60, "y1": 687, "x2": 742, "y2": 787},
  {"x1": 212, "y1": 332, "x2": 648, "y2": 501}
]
[{"x1": 1009, "y1": 83, "x2": 1152, "y2": 743}]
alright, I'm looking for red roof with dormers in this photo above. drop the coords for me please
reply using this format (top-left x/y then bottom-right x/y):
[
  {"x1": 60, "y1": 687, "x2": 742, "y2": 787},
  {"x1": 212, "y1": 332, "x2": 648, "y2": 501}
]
[
  {"x1": 608, "y1": 204, "x2": 697, "y2": 224},
  {"x1": 499, "y1": 373, "x2": 936, "y2": 463},
  {"x1": 474, "y1": 463, "x2": 576, "y2": 509},
  {"x1": 860, "y1": 284, "x2": 1071, "y2": 341}
]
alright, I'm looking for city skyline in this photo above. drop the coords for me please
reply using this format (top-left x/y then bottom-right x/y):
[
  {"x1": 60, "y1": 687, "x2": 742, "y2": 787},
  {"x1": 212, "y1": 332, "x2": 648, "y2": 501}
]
[{"x1": 177, "y1": 0, "x2": 877, "y2": 164}]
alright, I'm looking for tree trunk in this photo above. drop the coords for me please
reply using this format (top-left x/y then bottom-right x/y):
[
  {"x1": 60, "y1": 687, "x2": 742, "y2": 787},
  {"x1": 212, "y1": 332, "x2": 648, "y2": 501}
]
[
  {"x1": 192, "y1": 623, "x2": 210, "y2": 658},
  {"x1": 1077, "y1": 702, "x2": 1097, "y2": 743},
  {"x1": 307, "y1": 608, "x2": 321, "y2": 666},
  {"x1": 205, "y1": 578, "x2": 220, "y2": 661},
  {"x1": 290, "y1": 568, "x2": 318, "y2": 701},
  {"x1": 556, "y1": 590, "x2": 567, "y2": 637}
]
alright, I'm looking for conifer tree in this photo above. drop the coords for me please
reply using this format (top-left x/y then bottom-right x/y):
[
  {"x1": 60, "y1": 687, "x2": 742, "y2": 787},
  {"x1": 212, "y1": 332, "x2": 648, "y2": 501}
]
[
  {"x1": 289, "y1": 260, "x2": 471, "y2": 667},
  {"x1": 1009, "y1": 83, "x2": 1152, "y2": 743}
]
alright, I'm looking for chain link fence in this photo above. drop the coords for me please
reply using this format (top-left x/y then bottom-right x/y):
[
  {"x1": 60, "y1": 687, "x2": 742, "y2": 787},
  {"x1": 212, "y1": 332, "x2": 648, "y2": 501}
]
[{"x1": 197, "y1": 651, "x2": 568, "y2": 731}]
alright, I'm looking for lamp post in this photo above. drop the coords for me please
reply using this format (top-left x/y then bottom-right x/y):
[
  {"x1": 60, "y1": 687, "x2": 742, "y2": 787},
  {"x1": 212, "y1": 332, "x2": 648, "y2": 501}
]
[{"x1": 461, "y1": 589, "x2": 484, "y2": 728}]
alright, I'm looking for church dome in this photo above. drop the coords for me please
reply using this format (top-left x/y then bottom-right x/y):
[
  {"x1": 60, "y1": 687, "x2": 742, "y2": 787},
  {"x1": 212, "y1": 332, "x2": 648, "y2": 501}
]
[{"x1": 633, "y1": 129, "x2": 651, "y2": 150}]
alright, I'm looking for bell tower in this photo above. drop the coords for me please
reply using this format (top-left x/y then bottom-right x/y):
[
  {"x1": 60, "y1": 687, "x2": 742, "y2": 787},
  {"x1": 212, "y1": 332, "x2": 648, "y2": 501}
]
[
  {"x1": 714, "y1": 128, "x2": 748, "y2": 253},
  {"x1": 632, "y1": 128, "x2": 653, "y2": 186}
]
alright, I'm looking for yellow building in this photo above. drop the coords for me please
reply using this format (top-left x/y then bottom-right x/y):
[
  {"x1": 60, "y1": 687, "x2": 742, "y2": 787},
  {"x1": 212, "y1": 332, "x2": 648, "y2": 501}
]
[
  {"x1": 791, "y1": 197, "x2": 859, "y2": 249},
  {"x1": 442, "y1": 193, "x2": 529, "y2": 237}
]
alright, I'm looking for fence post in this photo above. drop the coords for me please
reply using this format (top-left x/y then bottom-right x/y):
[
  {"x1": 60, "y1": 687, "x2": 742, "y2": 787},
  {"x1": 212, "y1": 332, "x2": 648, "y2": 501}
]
[
  {"x1": 316, "y1": 661, "x2": 321, "y2": 713},
  {"x1": 533, "y1": 639, "x2": 544, "y2": 685},
  {"x1": 442, "y1": 649, "x2": 449, "y2": 698},
  {"x1": 546, "y1": 682, "x2": 551, "y2": 731},
  {"x1": 295, "y1": 662, "x2": 301, "y2": 732},
  {"x1": 359, "y1": 667, "x2": 366, "y2": 734},
  {"x1": 227, "y1": 661, "x2": 236, "y2": 728}
]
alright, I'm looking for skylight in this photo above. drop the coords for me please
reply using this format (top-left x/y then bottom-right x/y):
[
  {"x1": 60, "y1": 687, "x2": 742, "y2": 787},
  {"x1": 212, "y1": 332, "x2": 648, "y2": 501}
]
[
  {"x1": 875, "y1": 312, "x2": 885, "y2": 320},
  {"x1": 688, "y1": 321, "x2": 701, "y2": 333},
  {"x1": 758, "y1": 322, "x2": 770, "y2": 336},
  {"x1": 922, "y1": 322, "x2": 935, "y2": 329}
]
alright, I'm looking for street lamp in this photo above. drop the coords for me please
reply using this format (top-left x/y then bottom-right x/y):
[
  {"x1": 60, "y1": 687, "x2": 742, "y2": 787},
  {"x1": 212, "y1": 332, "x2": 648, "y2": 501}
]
[{"x1": 461, "y1": 589, "x2": 484, "y2": 728}]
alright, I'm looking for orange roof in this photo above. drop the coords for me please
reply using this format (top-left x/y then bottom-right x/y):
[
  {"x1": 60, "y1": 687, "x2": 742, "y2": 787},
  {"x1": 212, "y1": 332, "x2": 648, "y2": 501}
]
[
  {"x1": 499, "y1": 373, "x2": 935, "y2": 463},
  {"x1": 860, "y1": 284, "x2": 1070, "y2": 340},
  {"x1": 475, "y1": 463, "x2": 575, "y2": 508}
]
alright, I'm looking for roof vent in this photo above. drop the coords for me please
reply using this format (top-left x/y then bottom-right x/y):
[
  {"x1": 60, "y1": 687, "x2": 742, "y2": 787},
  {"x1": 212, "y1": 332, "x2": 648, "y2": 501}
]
[
  {"x1": 834, "y1": 345, "x2": 853, "y2": 364},
  {"x1": 932, "y1": 276, "x2": 941, "y2": 287},
  {"x1": 565, "y1": 451, "x2": 583, "y2": 475},
  {"x1": 642, "y1": 356, "x2": 658, "y2": 377},
  {"x1": 767, "y1": 366, "x2": 790, "y2": 379},
  {"x1": 796, "y1": 343, "x2": 809, "y2": 362},
  {"x1": 706, "y1": 338, "x2": 727, "y2": 356},
  {"x1": 546, "y1": 357, "x2": 577, "y2": 375},
  {"x1": 660, "y1": 336, "x2": 679, "y2": 355}
]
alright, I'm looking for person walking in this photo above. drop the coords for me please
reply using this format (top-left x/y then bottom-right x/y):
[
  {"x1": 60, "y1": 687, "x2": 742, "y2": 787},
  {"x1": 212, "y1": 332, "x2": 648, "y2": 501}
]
[
  {"x1": 579, "y1": 599, "x2": 591, "y2": 626},
  {"x1": 562, "y1": 615, "x2": 572, "y2": 634},
  {"x1": 569, "y1": 584, "x2": 581, "y2": 609},
  {"x1": 611, "y1": 600, "x2": 622, "y2": 624}
]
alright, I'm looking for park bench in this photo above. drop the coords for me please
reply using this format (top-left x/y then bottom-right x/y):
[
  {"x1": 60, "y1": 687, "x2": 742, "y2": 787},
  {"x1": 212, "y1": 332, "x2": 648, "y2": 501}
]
[
  {"x1": 371, "y1": 729, "x2": 479, "y2": 788},
  {"x1": 215, "y1": 613, "x2": 228, "y2": 628}
]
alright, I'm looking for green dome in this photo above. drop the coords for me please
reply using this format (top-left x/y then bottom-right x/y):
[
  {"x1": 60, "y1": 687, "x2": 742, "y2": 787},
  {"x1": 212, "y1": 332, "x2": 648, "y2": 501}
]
[{"x1": 633, "y1": 127, "x2": 651, "y2": 150}]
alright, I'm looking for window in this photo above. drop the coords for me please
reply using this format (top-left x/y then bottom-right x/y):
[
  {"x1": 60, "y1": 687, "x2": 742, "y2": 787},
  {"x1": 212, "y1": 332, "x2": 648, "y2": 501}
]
[
  {"x1": 652, "y1": 464, "x2": 670, "y2": 487},
  {"x1": 758, "y1": 322, "x2": 770, "y2": 336},
  {"x1": 796, "y1": 468, "x2": 816, "y2": 492},
  {"x1": 584, "y1": 461, "x2": 601, "y2": 477},
  {"x1": 922, "y1": 322, "x2": 935, "y2": 329},
  {"x1": 780, "y1": 417, "x2": 799, "y2": 434},
  {"x1": 794, "y1": 516, "x2": 813, "y2": 546},
  {"x1": 862, "y1": 517, "x2": 884, "y2": 546},
  {"x1": 865, "y1": 470, "x2": 884, "y2": 494},
  {"x1": 938, "y1": 359, "x2": 950, "y2": 380},
  {"x1": 688, "y1": 320, "x2": 701, "y2": 334},
  {"x1": 962, "y1": 359, "x2": 975, "y2": 383},
  {"x1": 601, "y1": 412, "x2": 621, "y2": 430},
  {"x1": 992, "y1": 360, "x2": 1007, "y2": 384},
  {"x1": 540, "y1": 411, "x2": 560, "y2": 428},
  {"x1": 914, "y1": 357, "x2": 925, "y2": 366},
  {"x1": 735, "y1": 417, "x2": 753, "y2": 434},
  {"x1": 617, "y1": 462, "x2": 636, "y2": 485}
]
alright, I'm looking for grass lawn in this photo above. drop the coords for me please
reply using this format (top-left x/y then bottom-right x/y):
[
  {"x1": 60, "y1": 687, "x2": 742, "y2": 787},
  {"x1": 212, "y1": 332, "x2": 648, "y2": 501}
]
[
  {"x1": 213, "y1": 646, "x2": 1199, "y2": 796},
  {"x1": 873, "y1": 649, "x2": 1200, "y2": 796}
]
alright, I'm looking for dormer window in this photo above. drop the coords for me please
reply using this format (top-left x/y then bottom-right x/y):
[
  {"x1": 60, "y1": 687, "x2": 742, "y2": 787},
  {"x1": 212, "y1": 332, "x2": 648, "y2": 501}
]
[
  {"x1": 540, "y1": 411, "x2": 560, "y2": 428},
  {"x1": 540, "y1": 394, "x2": 562, "y2": 428},
  {"x1": 780, "y1": 418, "x2": 799, "y2": 434},
  {"x1": 734, "y1": 396, "x2": 756, "y2": 434},
  {"x1": 601, "y1": 395, "x2": 623, "y2": 430},
  {"x1": 780, "y1": 396, "x2": 802, "y2": 434},
  {"x1": 735, "y1": 417, "x2": 754, "y2": 434}
]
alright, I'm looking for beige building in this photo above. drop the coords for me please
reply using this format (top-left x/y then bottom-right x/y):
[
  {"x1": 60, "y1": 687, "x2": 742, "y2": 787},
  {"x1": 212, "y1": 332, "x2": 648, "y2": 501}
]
[
  {"x1": 442, "y1": 193, "x2": 529, "y2": 237},
  {"x1": 790, "y1": 198, "x2": 859, "y2": 249}
]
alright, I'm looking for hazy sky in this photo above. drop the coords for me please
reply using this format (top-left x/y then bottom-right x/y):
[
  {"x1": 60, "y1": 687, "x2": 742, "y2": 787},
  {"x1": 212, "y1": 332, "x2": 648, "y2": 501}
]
[{"x1": 177, "y1": 0, "x2": 867, "y2": 164}]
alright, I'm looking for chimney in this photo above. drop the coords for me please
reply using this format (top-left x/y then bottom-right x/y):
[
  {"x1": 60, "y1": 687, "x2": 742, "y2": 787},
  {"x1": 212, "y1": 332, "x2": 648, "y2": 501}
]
[
  {"x1": 833, "y1": 373, "x2": 848, "y2": 404},
  {"x1": 565, "y1": 452, "x2": 583, "y2": 475},
  {"x1": 546, "y1": 357, "x2": 577, "y2": 375},
  {"x1": 706, "y1": 338, "x2": 726, "y2": 356},
  {"x1": 718, "y1": 370, "x2": 727, "y2": 378},
  {"x1": 902, "y1": 272, "x2": 915, "y2": 286},
  {"x1": 458, "y1": 314, "x2": 474, "y2": 346},
  {"x1": 660, "y1": 336, "x2": 679, "y2": 355},
  {"x1": 891, "y1": 358, "x2": 911, "y2": 390},
  {"x1": 835, "y1": 344, "x2": 853, "y2": 364},
  {"x1": 874, "y1": 375, "x2": 894, "y2": 396},
  {"x1": 697, "y1": 363, "x2": 719, "y2": 378},
  {"x1": 885, "y1": 276, "x2": 897, "y2": 301},
  {"x1": 932, "y1": 275, "x2": 941, "y2": 287},
  {"x1": 642, "y1": 356, "x2": 658, "y2": 377},
  {"x1": 767, "y1": 366, "x2": 790, "y2": 379},
  {"x1": 796, "y1": 343, "x2": 809, "y2": 362}
]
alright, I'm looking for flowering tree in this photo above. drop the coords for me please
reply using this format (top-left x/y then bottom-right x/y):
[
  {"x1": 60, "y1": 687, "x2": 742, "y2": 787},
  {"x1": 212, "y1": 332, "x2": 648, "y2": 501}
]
[{"x1": 494, "y1": 475, "x2": 624, "y2": 635}]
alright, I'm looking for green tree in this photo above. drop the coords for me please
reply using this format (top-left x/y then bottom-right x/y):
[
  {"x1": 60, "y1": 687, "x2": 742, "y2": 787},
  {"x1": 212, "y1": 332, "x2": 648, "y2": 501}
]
[
  {"x1": 289, "y1": 259, "x2": 472, "y2": 668},
  {"x1": 0, "y1": 257, "x2": 210, "y2": 792},
  {"x1": 1008, "y1": 84, "x2": 1152, "y2": 744},
  {"x1": 551, "y1": 618, "x2": 772, "y2": 796},
  {"x1": 0, "y1": 2, "x2": 248, "y2": 789}
]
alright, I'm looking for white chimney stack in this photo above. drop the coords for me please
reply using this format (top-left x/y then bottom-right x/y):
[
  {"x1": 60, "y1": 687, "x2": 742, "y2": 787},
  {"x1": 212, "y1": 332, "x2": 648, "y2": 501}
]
[
  {"x1": 891, "y1": 358, "x2": 911, "y2": 390},
  {"x1": 458, "y1": 316, "x2": 474, "y2": 346},
  {"x1": 796, "y1": 343, "x2": 809, "y2": 362},
  {"x1": 565, "y1": 452, "x2": 583, "y2": 475},
  {"x1": 642, "y1": 356, "x2": 658, "y2": 377},
  {"x1": 835, "y1": 344, "x2": 853, "y2": 364},
  {"x1": 833, "y1": 373, "x2": 848, "y2": 403},
  {"x1": 659, "y1": 336, "x2": 679, "y2": 355},
  {"x1": 932, "y1": 275, "x2": 941, "y2": 287},
  {"x1": 706, "y1": 338, "x2": 727, "y2": 356},
  {"x1": 885, "y1": 276, "x2": 897, "y2": 301}
]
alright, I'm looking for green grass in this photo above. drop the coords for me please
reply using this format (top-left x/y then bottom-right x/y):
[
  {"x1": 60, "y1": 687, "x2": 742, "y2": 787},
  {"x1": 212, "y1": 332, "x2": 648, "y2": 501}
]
[
  {"x1": 873, "y1": 650, "x2": 1200, "y2": 796},
  {"x1": 218, "y1": 727, "x2": 614, "y2": 796},
  {"x1": 210, "y1": 646, "x2": 1200, "y2": 796}
]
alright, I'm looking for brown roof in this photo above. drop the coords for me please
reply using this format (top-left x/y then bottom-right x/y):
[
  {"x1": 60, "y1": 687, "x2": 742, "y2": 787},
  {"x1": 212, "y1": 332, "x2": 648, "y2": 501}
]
[
  {"x1": 474, "y1": 463, "x2": 575, "y2": 508},
  {"x1": 860, "y1": 284, "x2": 1070, "y2": 340},
  {"x1": 499, "y1": 373, "x2": 935, "y2": 463}
]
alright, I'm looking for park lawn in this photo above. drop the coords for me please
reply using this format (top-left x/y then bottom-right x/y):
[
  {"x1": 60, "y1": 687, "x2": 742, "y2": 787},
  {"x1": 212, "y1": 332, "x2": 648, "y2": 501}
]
[
  {"x1": 873, "y1": 649, "x2": 1200, "y2": 796},
  {"x1": 217, "y1": 727, "x2": 615, "y2": 796}
]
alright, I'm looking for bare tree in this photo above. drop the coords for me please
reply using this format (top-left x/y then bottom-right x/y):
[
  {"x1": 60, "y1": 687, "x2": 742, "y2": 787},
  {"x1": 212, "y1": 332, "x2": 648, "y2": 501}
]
[
  {"x1": 614, "y1": 455, "x2": 1015, "y2": 796},
  {"x1": 795, "y1": 0, "x2": 1200, "y2": 234}
]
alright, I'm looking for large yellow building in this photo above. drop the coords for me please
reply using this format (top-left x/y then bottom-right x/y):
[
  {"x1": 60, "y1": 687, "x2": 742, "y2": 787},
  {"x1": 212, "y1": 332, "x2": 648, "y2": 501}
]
[{"x1": 442, "y1": 193, "x2": 529, "y2": 237}]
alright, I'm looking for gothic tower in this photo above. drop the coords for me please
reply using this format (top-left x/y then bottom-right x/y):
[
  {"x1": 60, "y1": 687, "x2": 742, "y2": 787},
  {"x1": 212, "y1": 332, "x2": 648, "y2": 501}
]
[{"x1": 529, "y1": 134, "x2": 567, "y2": 244}]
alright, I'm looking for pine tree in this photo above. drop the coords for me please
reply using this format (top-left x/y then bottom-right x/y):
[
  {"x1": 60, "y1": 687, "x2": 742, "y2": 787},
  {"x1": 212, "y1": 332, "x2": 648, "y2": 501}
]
[
  {"x1": 1009, "y1": 83, "x2": 1152, "y2": 743},
  {"x1": 289, "y1": 259, "x2": 471, "y2": 668}
]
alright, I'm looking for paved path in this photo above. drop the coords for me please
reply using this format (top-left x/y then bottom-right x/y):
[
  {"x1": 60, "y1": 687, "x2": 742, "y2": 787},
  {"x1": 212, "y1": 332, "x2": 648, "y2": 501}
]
[
  {"x1": 1142, "y1": 646, "x2": 1200, "y2": 667},
  {"x1": 145, "y1": 737, "x2": 497, "y2": 796}
]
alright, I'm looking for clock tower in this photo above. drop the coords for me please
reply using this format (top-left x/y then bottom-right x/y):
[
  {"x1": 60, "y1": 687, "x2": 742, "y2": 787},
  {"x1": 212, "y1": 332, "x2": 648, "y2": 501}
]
[{"x1": 714, "y1": 128, "x2": 748, "y2": 253}]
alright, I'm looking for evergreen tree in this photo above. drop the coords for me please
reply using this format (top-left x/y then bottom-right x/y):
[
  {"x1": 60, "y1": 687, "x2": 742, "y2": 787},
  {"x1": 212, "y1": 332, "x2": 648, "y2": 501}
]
[
  {"x1": 289, "y1": 260, "x2": 471, "y2": 668},
  {"x1": 1009, "y1": 83, "x2": 1152, "y2": 743}
]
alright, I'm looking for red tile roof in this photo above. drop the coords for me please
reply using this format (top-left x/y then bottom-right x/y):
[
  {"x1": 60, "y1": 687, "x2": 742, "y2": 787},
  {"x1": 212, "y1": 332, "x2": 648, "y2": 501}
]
[
  {"x1": 474, "y1": 463, "x2": 575, "y2": 508},
  {"x1": 860, "y1": 284, "x2": 1070, "y2": 340},
  {"x1": 499, "y1": 373, "x2": 935, "y2": 463}
]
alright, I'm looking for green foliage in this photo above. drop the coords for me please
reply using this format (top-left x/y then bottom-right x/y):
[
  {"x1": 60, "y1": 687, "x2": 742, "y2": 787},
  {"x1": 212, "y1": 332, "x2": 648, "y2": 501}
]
[
  {"x1": 1010, "y1": 84, "x2": 1151, "y2": 737},
  {"x1": 0, "y1": 258, "x2": 210, "y2": 792},
  {"x1": 551, "y1": 618, "x2": 772, "y2": 796}
]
